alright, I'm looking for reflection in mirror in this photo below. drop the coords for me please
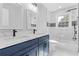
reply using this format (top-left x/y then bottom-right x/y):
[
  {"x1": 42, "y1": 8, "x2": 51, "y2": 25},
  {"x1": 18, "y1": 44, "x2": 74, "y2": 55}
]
[{"x1": 58, "y1": 14, "x2": 69, "y2": 27}]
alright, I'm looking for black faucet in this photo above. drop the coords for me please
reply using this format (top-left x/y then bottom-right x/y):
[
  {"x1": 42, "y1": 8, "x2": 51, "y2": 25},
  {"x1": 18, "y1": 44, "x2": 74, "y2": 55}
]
[
  {"x1": 73, "y1": 23, "x2": 77, "y2": 40},
  {"x1": 33, "y1": 29, "x2": 37, "y2": 34},
  {"x1": 13, "y1": 29, "x2": 17, "y2": 37}
]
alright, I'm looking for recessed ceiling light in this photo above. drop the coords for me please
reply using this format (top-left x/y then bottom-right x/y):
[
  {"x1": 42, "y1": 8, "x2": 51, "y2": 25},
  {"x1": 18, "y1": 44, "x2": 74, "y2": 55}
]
[
  {"x1": 27, "y1": 3, "x2": 38, "y2": 13},
  {"x1": 59, "y1": 6, "x2": 62, "y2": 8}
]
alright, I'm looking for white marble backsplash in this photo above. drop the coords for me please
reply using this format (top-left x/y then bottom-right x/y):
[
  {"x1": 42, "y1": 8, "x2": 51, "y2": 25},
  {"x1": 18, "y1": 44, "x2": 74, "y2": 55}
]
[
  {"x1": 0, "y1": 29, "x2": 33, "y2": 39},
  {"x1": 0, "y1": 30, "x2": 12, "y2": 38}
]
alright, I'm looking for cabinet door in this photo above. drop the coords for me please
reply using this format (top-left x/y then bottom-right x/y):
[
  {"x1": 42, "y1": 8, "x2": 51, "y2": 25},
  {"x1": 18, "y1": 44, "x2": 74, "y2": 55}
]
[
  {"x1": 43, "y1": 41, "x2": 49, "y2": 56},
  {"x1": 38, "y1": 44, "x2": 44, "y2": 56},
  {"x1": 23, "y1": 47, "x2": 38, "y2": 56},
  {"x1": 43, "y1": 35, "x2": 49, "y2": 56},
  {"x1": 38, "y1": 41, "x2": 49, "y2": 56},
  {"x1": 38, "y1": 35, "x2": 49, "y2": 56},
  {"x1": 30, "y1": 47, "x2": 38, "y2": 56}
]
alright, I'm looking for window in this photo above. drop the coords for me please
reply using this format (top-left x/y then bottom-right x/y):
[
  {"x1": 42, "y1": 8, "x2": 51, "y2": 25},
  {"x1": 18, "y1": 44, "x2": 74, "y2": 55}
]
[{"x1": 58, "y1": 14, "x2": 69, "y2": 27}]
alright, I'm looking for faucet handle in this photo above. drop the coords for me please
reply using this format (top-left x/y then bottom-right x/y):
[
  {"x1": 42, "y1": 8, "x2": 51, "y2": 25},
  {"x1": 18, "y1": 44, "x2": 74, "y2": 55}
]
[
  {"x1": 13, "y1": 29, "x2": 17, "y2": 37},
  {"x1": 33, "y1": 29, "x2": 37, "y2": 34}
]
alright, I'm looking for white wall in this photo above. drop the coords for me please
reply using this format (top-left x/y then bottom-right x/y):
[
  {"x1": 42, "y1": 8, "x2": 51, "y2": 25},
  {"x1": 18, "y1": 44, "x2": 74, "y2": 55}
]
[
  {"x1": 0, "y1": 3, "x2": 49, "y2": 39},
  {"x1": 49, "y1": 5, "x2": 78, "y2": 55},
  {"x1": 50, "y1": 5, "x2": 78, "y2": 42},
  {"x1": 0, "y1": 3, "x2": 30, "y2": 39},
  {"x1": 36, "y1": 3, "x2": 49, "y2": 34}
]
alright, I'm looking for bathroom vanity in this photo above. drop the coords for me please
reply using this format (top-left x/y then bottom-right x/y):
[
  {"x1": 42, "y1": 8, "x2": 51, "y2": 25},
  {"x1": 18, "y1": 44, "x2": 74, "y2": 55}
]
[
  {"x1": 0, "y1": 34, "x2": 49, "y2": 56},
  {"x1": 0, "y1": 3, "x2": 49, "y2": 56}
]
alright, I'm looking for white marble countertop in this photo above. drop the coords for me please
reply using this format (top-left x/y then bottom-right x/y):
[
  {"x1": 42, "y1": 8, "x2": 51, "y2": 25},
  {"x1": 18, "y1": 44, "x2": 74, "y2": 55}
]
[{"x1": 0, "y1": 33, "x2": 49, "y2": 49}]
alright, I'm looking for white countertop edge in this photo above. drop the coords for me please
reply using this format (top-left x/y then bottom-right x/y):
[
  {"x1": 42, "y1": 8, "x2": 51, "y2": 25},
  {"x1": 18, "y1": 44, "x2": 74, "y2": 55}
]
[{"x1": 0, "y1": 33, "x2": 49, "y2": 49}]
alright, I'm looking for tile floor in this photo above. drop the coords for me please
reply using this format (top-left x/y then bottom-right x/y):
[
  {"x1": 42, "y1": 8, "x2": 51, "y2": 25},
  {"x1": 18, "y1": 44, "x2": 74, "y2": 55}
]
[{"x1": 49, "y1": 40, "x2": 78, "y2": 56}]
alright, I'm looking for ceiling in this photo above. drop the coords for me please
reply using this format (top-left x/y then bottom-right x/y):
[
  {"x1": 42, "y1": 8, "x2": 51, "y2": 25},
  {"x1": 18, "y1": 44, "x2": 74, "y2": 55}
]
[{"x1": 43, "y1": 3, "x2": 77, "y2": 12}]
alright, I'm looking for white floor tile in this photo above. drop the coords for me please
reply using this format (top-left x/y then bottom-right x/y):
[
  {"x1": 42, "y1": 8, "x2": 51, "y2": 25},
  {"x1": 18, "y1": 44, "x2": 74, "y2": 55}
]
[{"x1": 49, "y1": 40, "x2": 78, "y2": 56}]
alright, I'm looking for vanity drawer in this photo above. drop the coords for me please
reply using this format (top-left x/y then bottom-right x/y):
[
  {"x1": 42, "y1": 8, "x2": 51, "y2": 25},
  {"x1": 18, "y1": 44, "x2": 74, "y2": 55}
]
[
  {"x1": 12, "y1": 42, "x2": 38, "y2": 56},
  {"x1": 23, "y1": 47, "x2": 38, "y2": 56},
  {"x1": 38, "y1": 35, "x2": 49, "y2": 44}
]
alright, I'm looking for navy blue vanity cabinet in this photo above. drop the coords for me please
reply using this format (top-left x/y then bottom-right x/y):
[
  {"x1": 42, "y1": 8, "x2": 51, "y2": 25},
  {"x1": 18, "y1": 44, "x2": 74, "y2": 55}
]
[
  {"x1": 38, "y1": 35, "x2": 49, "y2": 56},
  {"x1": 23, "y1": 47, "x2": 38, "y2": 56},
  {"x1": 21, "y1": 40, "x2": 39, "y2": 56},
  {"x1": 43, "y1": 39, "x2": 49, "y2": 56},
  {"x1": 13, "y1": 42, "x2": 38, "y2": 56},
  {"x1": 38, "y1": 43, "x2": 44, "y2": 56},
  {"x1": 0, "y1": 38, "x2": 38, "y2": 56},
  {"x1": 0, "y1": 35, "x2": 49, "y2": 56}
]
